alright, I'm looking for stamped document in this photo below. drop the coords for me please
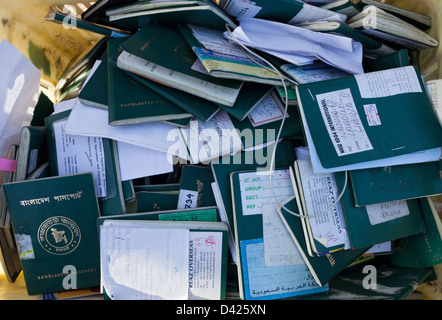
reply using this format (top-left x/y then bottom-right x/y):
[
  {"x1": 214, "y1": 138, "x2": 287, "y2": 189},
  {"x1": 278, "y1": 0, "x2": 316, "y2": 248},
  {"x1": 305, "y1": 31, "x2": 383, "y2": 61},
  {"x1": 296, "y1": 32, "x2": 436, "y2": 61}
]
[
  {"x1": 316, "y1": 88, "x2": 373, "y2": 157},
  {"x1": 53, "y1": 119, "x2": 107, "y2": 197}
]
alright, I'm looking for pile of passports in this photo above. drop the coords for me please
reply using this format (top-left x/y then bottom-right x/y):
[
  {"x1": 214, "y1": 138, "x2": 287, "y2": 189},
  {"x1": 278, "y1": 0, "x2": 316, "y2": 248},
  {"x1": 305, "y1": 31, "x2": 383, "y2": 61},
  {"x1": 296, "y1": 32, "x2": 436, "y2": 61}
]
[{"x1": 0, "y1": 0, "x2": 442, "y2": 300}]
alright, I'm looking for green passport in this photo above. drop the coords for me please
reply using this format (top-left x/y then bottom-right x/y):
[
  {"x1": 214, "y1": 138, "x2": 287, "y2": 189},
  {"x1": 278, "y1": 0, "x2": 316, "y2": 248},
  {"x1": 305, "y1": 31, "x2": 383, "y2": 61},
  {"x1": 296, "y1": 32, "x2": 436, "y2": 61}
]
[{"x1": 3, "y1": 173, "x2": 101, "y2": 295}]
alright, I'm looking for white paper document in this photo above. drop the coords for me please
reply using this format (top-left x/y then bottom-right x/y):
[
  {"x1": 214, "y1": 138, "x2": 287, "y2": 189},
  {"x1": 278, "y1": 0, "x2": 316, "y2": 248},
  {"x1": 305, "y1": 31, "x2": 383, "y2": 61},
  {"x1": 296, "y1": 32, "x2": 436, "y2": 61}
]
[
  {"x1": 425, "y1": 79, "x2": 442, "y2": 126},
  {"x1": 316, "y1": 88, "x2": 373, "y2": 157},
  {"x1": 100, "y1": 224, "x2": 190, "y2": 300},
  {"x1": 100, "y1": 220, "x2": 225, "y2": 300},
  {"x1": 53, "y1": 119, "x2": 107, "y2": 197},
  {"x1": 116, "y1": 141, "x2": 173, "y2": 181},
  {"x1": 365, "y1": 200, "x2": 410, "y2": 226},
  {"x1": 248, "y1": 91, "x2": 288, "y2": 127},
  {"x1": 0, "y1": 40, "x2": 41, "y2": 158},
  {"x1": 355, "y1": 66, "x2": 422, "y2": 98},
  {"x1": 64, "y1": 98, "x2": 189, "y2": 160},
  {"x1": 188, "y1": 231, "x2": 223, "y2": 300},
  {"x1": 224, "y1": 18, "x2": 364, "y2": 75}
]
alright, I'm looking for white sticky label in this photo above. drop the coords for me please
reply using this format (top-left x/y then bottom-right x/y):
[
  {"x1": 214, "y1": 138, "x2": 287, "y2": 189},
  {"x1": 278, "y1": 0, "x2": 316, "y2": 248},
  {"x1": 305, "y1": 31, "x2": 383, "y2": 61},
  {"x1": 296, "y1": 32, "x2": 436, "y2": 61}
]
[
  {"x1": 15, "y1": 234, "x2": 34, "y2": 260},
  {"x1": 365, "y1": 200, "x2": 410, "y2": 225},
  {"x1": 177, "y1": 189, "x2": 199, "y2": 209},
  {"x1": 316, "y1": 88, "x2": 373, "y2": 156},
  {"x1": 364, "y1": 104, "x2": 381, "y2": 126},
  {"x1": 355, "y1": 66, "x2": 422, "y2": 98}
]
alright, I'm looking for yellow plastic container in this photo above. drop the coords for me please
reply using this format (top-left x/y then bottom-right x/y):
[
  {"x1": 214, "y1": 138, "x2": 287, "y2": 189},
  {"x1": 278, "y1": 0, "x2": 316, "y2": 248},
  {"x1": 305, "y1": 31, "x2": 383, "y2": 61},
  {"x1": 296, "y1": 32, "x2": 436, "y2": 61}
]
[{"x1": 0, "y1": 1, "x2": 103, "y2": 101}]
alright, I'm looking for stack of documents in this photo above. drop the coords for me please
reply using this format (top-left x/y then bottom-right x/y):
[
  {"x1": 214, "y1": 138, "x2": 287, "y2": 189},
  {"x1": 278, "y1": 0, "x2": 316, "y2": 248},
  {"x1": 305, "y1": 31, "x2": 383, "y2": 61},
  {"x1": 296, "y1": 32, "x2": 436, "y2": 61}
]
[{"x1": 0, "y1": 0, "x2": 441, "y2": 300}]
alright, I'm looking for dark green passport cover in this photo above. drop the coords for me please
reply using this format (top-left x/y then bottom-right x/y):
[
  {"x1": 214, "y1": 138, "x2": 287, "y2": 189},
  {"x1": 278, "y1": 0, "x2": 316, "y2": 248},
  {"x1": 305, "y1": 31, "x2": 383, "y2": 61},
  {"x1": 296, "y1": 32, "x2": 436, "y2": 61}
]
[{"x1": 3, "y1": 173, "x2": 101, "y2": 295}]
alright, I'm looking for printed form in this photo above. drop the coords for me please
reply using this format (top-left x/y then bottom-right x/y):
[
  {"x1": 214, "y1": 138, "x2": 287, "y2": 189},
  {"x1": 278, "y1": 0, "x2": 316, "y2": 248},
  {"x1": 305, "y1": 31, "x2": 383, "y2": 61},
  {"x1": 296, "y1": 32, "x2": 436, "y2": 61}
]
[{"x1": 53, "y1": 119, "x2": 107, "y2": 198}]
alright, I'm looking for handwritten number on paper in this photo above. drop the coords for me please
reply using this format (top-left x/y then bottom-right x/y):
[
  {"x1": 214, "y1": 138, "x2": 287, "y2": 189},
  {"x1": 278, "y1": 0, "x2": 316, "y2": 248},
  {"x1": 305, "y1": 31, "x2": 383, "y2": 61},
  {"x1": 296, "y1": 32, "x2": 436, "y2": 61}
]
[{"x1": 184, "y1": 193, "x2": 195, "y2": 209}]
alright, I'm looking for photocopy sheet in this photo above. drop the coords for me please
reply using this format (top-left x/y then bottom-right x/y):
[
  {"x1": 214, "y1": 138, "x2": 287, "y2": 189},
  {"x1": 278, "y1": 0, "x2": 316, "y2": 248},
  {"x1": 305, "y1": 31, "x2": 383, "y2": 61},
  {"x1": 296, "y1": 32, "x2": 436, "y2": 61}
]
[{"x1": 224, "y1": 18, "x2": 364, "y2": 75}]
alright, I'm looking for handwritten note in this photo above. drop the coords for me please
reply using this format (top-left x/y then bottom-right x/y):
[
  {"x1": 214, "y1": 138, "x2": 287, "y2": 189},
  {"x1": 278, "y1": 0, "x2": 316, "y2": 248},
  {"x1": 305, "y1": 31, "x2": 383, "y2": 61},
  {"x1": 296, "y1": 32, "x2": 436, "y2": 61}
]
[
  {"x1": 177, "y1": 189, "x2": 199, "y2": 209},
  {"x1": 238, "y1": 169, "x2": 294, "y2": 216},
  {"x1": 53, "y1": 119, "x2": 107, "y2": 197},
  {"x1": 365, "y1": 200, "x2": 410, "y2": 225},
  {"x1": 316, "y1": 88, "x2": 373, "y2": 157},
  {"x1": 240, "y1": 238, "x2": 325, "y2": 300},
  {"x1": 248, "y1": 91, "x2": 288, "y2": 127}
]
